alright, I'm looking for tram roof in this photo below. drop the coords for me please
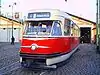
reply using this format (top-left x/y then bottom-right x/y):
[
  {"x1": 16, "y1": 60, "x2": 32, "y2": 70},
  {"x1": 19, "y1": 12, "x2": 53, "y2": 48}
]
[{"x1": 25, "y1": 9, "x2": 71, "y2": 21}]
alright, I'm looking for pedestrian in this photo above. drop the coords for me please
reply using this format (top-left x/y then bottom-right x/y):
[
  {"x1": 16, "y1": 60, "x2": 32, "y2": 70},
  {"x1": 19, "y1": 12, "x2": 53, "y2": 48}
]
[{"x1": 11, "y1": 36, "x2": 15, "y2": 45}]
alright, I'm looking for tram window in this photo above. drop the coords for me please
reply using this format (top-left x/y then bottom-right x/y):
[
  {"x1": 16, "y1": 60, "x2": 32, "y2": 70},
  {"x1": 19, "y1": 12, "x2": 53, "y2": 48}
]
[
  {"x1": 64, "y1": 19, "x2": 71, "y2": 35},
  {"x1": 3, "y1": 28, "x2": 5, "y2": 30},
  {"x1": 25, "y1": 20, "x2": 53, "y2": 35},
  {"x1": 72, "y1": 24, "x2": 80, "y2": 37},
  {"x1": 46, "y1": 25, "x2": 52, "y2": 33},
  {"x1": 51, "y1": 21, "x2": 62, "y2": 36},
  {"x1": 64, "y1": 26, "x2": 70, "y2": 35},
  {"x1": 14, "y1": 28, "x2": 16, "y2": 30}
]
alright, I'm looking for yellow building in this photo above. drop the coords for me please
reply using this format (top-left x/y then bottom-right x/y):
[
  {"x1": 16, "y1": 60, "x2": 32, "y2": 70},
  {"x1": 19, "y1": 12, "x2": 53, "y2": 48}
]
[
  {"x1": 68, "y1": 13, "x2": 96, "y2": 43},
  {"x1": 0, "y1": 15, "x2": 22, "y2": 42}
]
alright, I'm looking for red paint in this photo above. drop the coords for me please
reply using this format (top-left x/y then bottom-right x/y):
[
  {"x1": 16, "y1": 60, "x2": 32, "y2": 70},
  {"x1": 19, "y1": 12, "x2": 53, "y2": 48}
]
[{"x1": 20, "y1": 37, "x2": 79, "y2": 55}]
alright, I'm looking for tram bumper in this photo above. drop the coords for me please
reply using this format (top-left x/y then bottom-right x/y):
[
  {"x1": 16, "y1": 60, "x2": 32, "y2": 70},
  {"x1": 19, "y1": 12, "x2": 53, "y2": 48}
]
[{"x1": 20, "y1": 53, "x2": 61, "y2": 68}]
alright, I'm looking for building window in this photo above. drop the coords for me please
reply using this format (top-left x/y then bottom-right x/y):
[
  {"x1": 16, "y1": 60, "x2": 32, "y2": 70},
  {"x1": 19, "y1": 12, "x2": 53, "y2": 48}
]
[
  {"x1": 14, "y1": 28, "x2": 16, "y2": 30},
  {"x1": 3, "y1": 28, "x2": 5, "y2": 30}
]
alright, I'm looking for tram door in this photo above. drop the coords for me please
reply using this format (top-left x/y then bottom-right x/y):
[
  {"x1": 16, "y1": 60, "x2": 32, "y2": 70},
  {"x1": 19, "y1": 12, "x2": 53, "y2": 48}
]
[{"x1": 80, "y1": 27, "x2": 91, "y2": 43}]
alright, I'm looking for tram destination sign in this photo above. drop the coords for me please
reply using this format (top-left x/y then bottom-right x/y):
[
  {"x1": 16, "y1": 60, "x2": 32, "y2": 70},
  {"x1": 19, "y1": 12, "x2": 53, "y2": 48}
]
[{"x1": 28, "y1": 12, "x2": 51, "y2": 19}]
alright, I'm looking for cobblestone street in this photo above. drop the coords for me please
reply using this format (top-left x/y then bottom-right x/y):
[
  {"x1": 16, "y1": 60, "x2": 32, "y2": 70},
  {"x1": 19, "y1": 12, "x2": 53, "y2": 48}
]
[{"x1": 0, "y1": 43, "x2": 100, "y2": 75}]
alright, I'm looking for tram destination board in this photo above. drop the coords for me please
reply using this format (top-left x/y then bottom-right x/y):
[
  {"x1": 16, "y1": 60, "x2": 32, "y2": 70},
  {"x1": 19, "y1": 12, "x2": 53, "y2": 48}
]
[{"x1": 28, "y1": 12, "x2": 51, "y2": 18}]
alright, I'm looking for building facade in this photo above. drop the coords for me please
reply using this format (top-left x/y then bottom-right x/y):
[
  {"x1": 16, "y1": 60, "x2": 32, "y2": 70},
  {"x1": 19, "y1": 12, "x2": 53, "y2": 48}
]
[
  {"x1": 0, "y1": 15, "x2": 22, "y2": 42},
  {"x1": 68, "y1": 13, "x2": 96, "y2": 43}
]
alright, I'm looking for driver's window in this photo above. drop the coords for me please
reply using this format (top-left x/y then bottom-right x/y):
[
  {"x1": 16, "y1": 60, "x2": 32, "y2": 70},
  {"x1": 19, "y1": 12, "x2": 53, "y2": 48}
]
[
  {"x1": 51, "y1": 21, "x2": 62, "y2": 36},
  {"x1": 38, "y1": 23, "x2": 47, "y2": 32}
]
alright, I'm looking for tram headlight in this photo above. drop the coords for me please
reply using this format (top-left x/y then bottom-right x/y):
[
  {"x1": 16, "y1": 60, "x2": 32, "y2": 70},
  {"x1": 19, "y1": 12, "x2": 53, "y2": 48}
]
[{"x1": 31, "y1": 45, "x2": 37, "y2": 50}]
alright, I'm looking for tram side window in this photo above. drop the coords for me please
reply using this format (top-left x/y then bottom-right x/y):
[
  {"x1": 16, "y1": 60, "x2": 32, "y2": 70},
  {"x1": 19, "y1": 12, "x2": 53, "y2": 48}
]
[
  {"x1": 72, "y1": 24, "x2": 80, "y2": 37},
  {"x1": 64, "y1": 19, "x2": 71, "y2": 36},
  {"x1": 51, "y1": 21, "x2": 62, "y2": 36}
]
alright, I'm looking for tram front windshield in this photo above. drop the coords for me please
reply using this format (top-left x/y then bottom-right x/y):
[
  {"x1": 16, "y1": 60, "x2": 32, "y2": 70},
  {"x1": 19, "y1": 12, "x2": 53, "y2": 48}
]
[{"x1": 25, "y1": 20, "x2": 62, "y2": 36}]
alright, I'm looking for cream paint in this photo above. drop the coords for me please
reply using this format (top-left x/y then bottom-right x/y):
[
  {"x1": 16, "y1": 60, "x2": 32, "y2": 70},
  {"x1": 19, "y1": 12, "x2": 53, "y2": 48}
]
[
  {"x1": 23, "y1": 36, "x2": 79, "y2": 40},
  {"x1": 46, "y1": 45, "x2": 80, "y2": 65},
  {"x1": 23, "y1": 37, "x2": 57, "y2": 40}
]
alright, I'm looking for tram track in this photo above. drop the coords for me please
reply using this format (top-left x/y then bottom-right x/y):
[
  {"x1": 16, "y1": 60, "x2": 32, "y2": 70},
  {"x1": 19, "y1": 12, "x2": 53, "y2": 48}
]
[
  {"x1": 0, "y1": 60, "x2": 50, "y2": 75},
  {"x1": 0, "y1": 61, "x2": 21, "y2": 75},
  {"x1": 0, "y1": 55, "x2": 19, "y2": 69}
]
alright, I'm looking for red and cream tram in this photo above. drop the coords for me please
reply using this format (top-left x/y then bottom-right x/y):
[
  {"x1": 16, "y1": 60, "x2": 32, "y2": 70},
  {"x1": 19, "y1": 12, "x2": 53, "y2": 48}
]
[{"x1": 19, "y1": 9, "x2": 80, "y2": 68}]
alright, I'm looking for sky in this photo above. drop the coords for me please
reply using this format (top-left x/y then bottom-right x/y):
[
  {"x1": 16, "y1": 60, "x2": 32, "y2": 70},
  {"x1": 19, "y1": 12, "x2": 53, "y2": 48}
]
[{"x1": 1, "y1": 0, "x2": 96, "y2": 22}]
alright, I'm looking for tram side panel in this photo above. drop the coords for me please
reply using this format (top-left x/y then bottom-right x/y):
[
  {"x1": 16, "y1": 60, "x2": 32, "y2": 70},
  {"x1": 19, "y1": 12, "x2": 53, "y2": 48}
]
[{"x1": 20, "y1": 37, "x2": 73, "y2": 55}]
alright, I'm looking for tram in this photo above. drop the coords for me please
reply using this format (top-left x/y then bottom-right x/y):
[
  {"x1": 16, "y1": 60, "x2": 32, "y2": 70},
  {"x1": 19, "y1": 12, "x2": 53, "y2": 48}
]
[{"x1": 19, "y1": 9, "x2": 80, "y2": 68}]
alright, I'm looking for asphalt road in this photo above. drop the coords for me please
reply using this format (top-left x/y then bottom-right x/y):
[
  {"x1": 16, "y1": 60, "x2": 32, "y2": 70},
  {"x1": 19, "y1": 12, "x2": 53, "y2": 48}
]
[{"x1": 0, "y1": 42, "x2": 100, "y2": 75}]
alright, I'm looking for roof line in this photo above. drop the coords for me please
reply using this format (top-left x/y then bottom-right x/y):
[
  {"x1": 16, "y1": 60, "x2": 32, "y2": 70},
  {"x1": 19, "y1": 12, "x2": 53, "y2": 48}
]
[
  {"x1": 66, "y1": 12, "x2": 96, "y2": 24},
  {"x1": 0, "y1": 15, "x2": 21, "y2": 24}
]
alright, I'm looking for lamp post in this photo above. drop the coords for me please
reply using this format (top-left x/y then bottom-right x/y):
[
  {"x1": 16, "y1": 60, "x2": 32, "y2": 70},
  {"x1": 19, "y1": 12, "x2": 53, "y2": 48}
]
[
  {"x1": 0, "y1": 2, "x2": 1, "y2": 15},
  {"x1": 9, "y1": 2, "x2": 16, "y2": 44},
  {"x1": 96, "y1": 0, "x2": 100, "y2": 52},
  {"x1": 0, "y1": 6, "x2": 1, "y2": 15}
]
